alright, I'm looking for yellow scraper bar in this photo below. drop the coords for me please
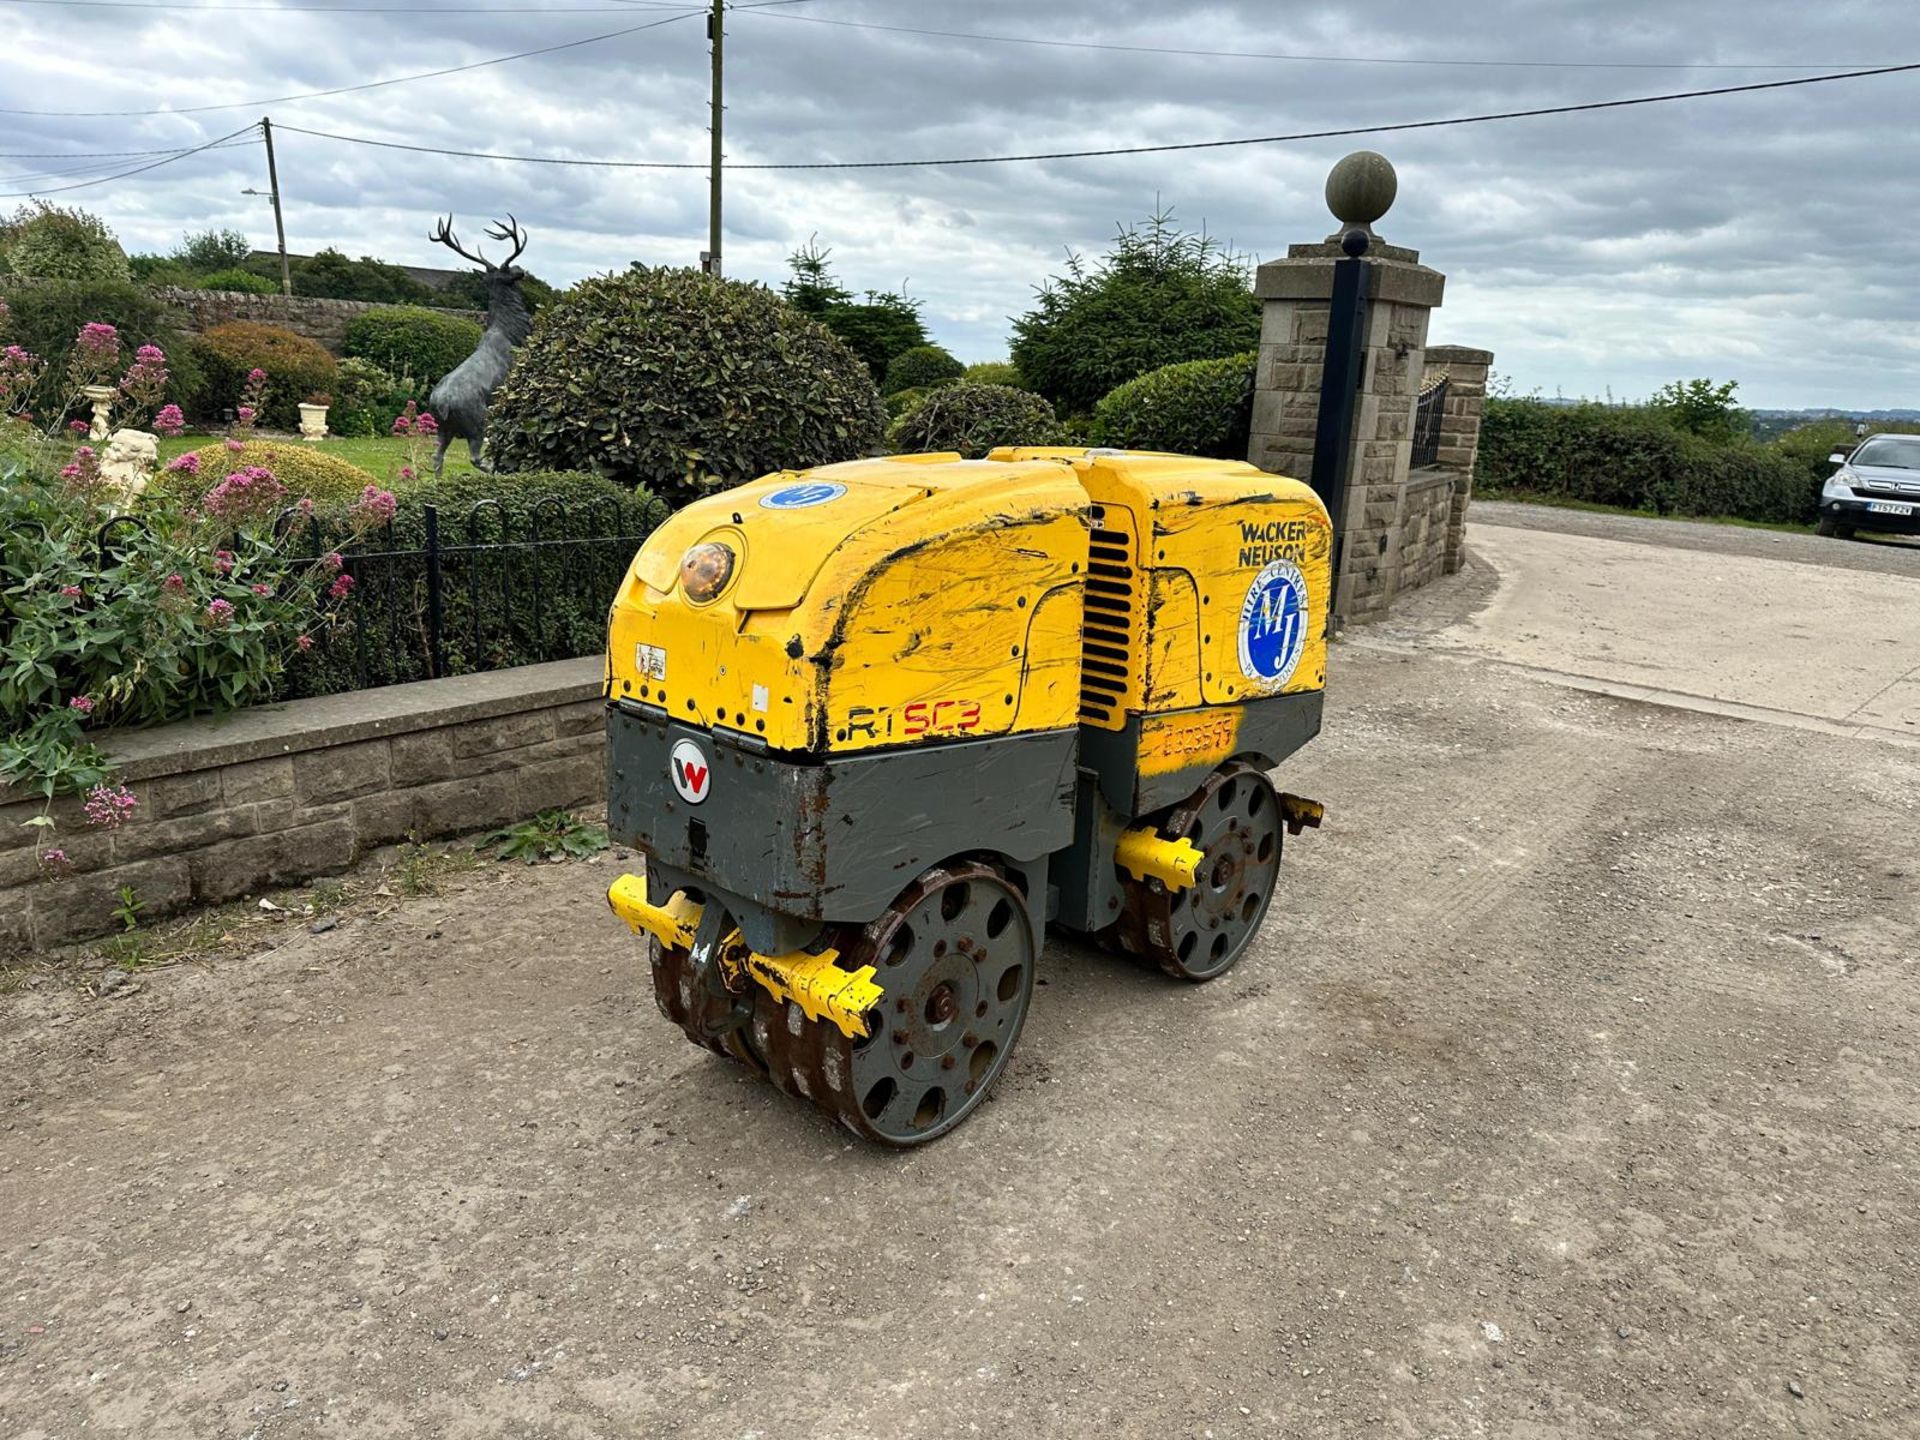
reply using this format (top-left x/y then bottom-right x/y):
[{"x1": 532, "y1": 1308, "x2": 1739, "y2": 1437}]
[
  {"x1": 607, "y1": 873, "x2": 703, "y2": 951},
  {"x1": 738, "y1": 948, "x2": 883, "y2": 1041},
  {"x1": 1116, "y1": 828, "x2": 1205, "y2": 891}
]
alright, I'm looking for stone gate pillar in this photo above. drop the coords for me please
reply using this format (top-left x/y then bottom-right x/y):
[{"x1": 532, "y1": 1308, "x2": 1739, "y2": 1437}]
[{"x1": 1247, "y1": 154, "x2": 1446, "y2": 626}]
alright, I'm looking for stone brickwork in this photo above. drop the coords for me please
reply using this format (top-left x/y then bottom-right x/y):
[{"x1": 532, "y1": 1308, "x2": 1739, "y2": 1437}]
[
  {"x1": 1422, "y1": 345, "x2": 1495, "y2": 575},
  {"x1": 0, "y1": 277, "x2": 483, "y2": 357},
  {"x1": 153, "y1": 288, "x2": 485, "y2": 354},
  {"x1": 1249, "y1": 238, "x2": 1445, "y2": 626},
  {"x1": 0, "y1": 659, "x2": 605, "y2": 955}
]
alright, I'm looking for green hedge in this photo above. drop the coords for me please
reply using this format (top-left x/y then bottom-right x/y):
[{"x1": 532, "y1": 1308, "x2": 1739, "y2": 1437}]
[
  {"x1": 342, "y1": 305, "x2": 483, "y2": 388},
  {"x1": 887, "y1": 382, "x2": 1059, "y2": 457},
  {"x1": 189, "y1": 321, "x2": 337, "y2": 429},
  {"x1": 1089, "y1": 350, "x2": 1255, "y2": 459},
  {"x1": 883, "y1": 344, "x2": 964, "y2": 395},
  {"x1": 1476, "y1": 399, "x2": 1818, "y2": 526},
  {"x1": 280, "y1": 470, "x2": 663, "y2": 700},
  {"x1": 0, "y1": 279, "x2": 201, "y2": 418}
]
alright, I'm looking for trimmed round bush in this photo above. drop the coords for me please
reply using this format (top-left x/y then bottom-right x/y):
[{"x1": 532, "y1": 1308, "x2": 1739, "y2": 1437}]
[
  {"x1": 155, "y1": 439, "x2": 376, "y2": 508},
  {"x1": 883, "y1": 344, "x2": 963, "y2": 395},
  {"x1": 887, "y1": 382, "x2": 1059, "y2": 457},
  {"x1": 886, "y1": 385, "x2": 932, "y2": 418},
  {"x1": 489, "y1": 266, "x2": 886, "y2": 506},
  {"x1": 1089, "y1": 350, "x2": 1256, "y2": 459},
  {"x1": 190, "y1": 321, "x2": 337, "y2": 429},
  {"x1": 1, "y1": 203, "x2": 129, "y2": 282},
  {"x1": 342, "y1": 305, "x2": 483, "y2": 388},
  {"x1": 330, "y1": 356, "x2": 413, "y2": 438},
  {"x1": 963, "y1": 360, "x2": 1027, "y2": 389},
  {"x1": 195, "y1": 267, "x2": 277, "y2": 295}
]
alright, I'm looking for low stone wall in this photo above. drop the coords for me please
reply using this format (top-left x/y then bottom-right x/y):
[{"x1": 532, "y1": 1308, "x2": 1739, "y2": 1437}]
[
  {"x1": 1423, "y1": 345, "x2": 1494, "y2": 575},
  {"x1": 0, "y1": 658, "x2": 606, "y2": 955},
  {"x1": 153, "y1": 288, "x2": 485, "y2": 354},
  {"x1": 1397, "y1": 466, "x2": 1456, "y2": 595}
]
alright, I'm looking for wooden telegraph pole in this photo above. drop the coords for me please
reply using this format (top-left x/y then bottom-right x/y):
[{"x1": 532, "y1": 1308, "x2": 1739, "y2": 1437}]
[{"x1": 260, "y1": 116, "x2": 292, "y2": 296}]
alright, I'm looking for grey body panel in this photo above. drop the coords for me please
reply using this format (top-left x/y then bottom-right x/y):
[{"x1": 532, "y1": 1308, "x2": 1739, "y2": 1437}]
[
  {"x1": 607, "y1": 703, "x2": 1077, "y2": 950},
  {"x1": 1079, "y1": 690, "x2": 1324, "y2": 817}
]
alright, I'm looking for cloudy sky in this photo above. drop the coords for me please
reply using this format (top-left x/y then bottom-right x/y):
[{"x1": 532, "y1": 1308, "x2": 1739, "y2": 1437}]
[{"x1": 5, "y1": 0, "x2": 1917, "y2": 409}]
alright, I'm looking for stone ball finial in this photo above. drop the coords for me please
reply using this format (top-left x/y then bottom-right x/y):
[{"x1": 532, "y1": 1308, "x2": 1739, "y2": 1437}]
[{"x1": 1326, "y1": 151, "x2": 1398, "y2": 228}]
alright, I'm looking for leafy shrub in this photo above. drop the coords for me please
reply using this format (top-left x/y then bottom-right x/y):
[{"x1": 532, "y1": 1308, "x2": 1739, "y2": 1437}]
[
  {"x1": 190, "y1": 321, "x2": 337, "y2": 429},
  {"x1": 0, "y1": 461, "x2": 370, "y2": 805},
  {"x1": 1476, "y1": 398, "x2": 1815, "y2": 525},
  {"x1": 884, "y1": 344, "x2": 964, "y2": 395},
  {"x1": 173, "y1": 228, "x2": 252, "y2": 274},
  {"x1": 0, "y1": 203, "x2": 130, "y2": 282},
  {"x1": 964, "y1": 360, "x2": 1027, "y2": 388},
  {"x1": 156, "y1": 439, "x2": 376, "y2": 508},
  {"x1": 330, "y1": 357, "x2": 412, "y2": 437},
  {"x1": 490, "y1": 266, "x2": 886, "y2": 505},
  {"x1": 342, "y1": 305, "x2": 483, "y2": 388},
  {"x1": 885, "y1": 385, "x2": 932, "y2": 418},
  {"x1": 887, "y1": 382, "x2": 1059, "y2": 457},
  {"x1": 1012, "y1": 210, "x2": 1261, "y2": 416},
  {"x1": 0, "y1": 280, "x2": 199, "y2": 416},
  {"x1": 195, "y1": 267, "x2": 277, "y2": 295},
  {"x1": 1649, "y1": 378, "x2": 1747, "y2": 444},
  {"x1": 280, "y1": 469, "x2": 664, "y2": 699},
  {"x1": 1090, "y1": 351, "x2": 1255, "y2": 459}
]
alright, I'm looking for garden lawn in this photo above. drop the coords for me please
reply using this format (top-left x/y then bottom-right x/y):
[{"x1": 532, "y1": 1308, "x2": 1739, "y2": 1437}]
[{"x1": 155, "y1": 433, "x2": 481, "y2": 482}]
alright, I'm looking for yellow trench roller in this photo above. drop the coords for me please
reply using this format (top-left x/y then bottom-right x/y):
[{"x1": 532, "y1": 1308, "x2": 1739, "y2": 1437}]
[{"x1": 602, "y1": 448, "x2": 1331, "y2": 1144}]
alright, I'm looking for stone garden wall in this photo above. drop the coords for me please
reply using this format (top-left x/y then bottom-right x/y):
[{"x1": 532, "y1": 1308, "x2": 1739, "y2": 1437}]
[
  {"x1": 152, "y1": 287, "x2": 485, "y2": 354},
  {"x1": 0, "y1": 658, "x2": 607, "y2": 955}
]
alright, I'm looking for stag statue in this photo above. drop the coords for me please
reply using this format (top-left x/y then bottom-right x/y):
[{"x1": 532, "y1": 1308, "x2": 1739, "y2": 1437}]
[{"x1": 426, "y1": 214, "x2": 533, "y2": 475}]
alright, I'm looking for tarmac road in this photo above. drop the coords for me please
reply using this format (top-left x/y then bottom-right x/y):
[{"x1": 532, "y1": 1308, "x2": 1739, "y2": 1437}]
[{"x1": 2, "y1": 524, "x2": 1917, "y2": 1438}]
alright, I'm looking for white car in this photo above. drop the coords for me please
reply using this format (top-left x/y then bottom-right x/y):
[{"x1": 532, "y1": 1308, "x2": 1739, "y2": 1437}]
[{"x1": 1819, "y1": 433, "x2": 1920, "y2": 539}]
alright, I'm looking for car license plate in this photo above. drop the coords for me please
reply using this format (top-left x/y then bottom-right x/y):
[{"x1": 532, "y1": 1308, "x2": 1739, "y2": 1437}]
[{"x1": 1868, "y1": 500, "x2": 1914, "y2": 516}]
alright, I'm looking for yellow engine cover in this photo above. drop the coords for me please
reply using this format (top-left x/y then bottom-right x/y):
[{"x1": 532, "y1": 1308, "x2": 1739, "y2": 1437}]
[
  {"x1": 989, "y1": 448, "x2": 1333, "y2": 728},
  {"x1": 606, "y1": 455, "x2": 1090, "y2": 755}
]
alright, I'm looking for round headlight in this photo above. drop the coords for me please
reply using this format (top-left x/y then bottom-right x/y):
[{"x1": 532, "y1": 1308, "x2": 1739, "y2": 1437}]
[{"x1": 678, "y1": 541, "x2": 736, "y2": 603}]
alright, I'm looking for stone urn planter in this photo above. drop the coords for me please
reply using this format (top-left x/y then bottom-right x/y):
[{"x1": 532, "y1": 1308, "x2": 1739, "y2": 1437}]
[
  {"x1": 81, "y1": 384, "x2": 117, "y2": 441},
  {"x1": 298, "y1": 400, "x2": 330, "y2": 443}
]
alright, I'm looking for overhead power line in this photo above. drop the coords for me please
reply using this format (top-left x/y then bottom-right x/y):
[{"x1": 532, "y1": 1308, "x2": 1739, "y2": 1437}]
[
  {"x1": 0, "y1": 122, "x2": 261, "y2": 197},
  {"x1": 0, "y1": 0, "x2": 701, "y2": 10},
  {"x1": 736, "y1": 9, "x2": 1883, "y2": 73},
  {"x1": 0, "y1": 8, "x2": 699, "y2": 115},
  {"x1": 273, "y1": 63, "x2": 1920, "y2": 171}
]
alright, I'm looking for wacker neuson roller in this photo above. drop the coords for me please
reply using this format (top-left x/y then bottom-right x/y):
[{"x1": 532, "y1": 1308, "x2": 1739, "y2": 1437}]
[{"x1": 605, "y1": 447, "x2": 1328, "y2": 1145}]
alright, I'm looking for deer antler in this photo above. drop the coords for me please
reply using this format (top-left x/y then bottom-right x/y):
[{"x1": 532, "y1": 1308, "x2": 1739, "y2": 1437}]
[
  {"x1": 483, "y1": 214, "x2": 529, "y2": 268},
  {"x1": 428, "y1": 214, "x2": 492, "y2": 269}
]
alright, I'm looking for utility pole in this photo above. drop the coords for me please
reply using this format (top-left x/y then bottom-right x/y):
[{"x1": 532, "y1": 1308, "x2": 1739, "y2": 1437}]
[
  {"x1": 705, "y1": 0, "x2": 723, "y2": 275},
  {"x1": 260, "y1": 116, "x2": 292, "y2": 296}
]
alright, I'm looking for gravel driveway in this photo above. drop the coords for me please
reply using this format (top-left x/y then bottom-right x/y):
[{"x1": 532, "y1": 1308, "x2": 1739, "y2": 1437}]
[{"x1": 3, "y1": 555, "x2": 1916, "y2": 1438}]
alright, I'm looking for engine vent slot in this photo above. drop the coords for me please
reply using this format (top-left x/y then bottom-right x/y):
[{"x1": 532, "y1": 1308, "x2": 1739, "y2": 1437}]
[{"x1": 1079, "y1": 522, "x2": 1141, "y2": 727}]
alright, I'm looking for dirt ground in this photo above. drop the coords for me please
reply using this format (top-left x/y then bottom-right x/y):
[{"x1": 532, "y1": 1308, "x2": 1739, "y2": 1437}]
[{"x1": 3, "y1": 529, "x2": 1918, "y2": 1438}]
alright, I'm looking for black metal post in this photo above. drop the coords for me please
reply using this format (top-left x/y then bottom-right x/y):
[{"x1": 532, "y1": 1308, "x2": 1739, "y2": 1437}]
[
  {"x1": 1309, "y1": 229, "x2": 1372, "y2": 633},
  {"x1": 424, "y1": 504, "x2": 446, "y2": 679}
]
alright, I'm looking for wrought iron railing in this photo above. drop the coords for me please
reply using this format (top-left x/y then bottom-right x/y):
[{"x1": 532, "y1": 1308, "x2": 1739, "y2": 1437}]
[{"x1": 1412, "y1": 375, "x2": 1449, "y2": 469}]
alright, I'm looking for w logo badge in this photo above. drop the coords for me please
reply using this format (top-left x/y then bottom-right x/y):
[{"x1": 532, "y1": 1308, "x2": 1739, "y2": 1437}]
[
  {"x1": 669, "y1": 738, "x2": 712, "y2": 805},
  {"x1": 1237, "y1": 560, "x2": 1309, "y2": 689}
]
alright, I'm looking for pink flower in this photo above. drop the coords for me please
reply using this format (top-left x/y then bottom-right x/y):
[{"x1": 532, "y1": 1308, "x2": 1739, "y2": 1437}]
[
  {"x1": 163, "y1": 572, "x2": 186, "y2": 593},
  {"x1": 390, "y1": 413, "x2": 412, "y2": 436},
  {"x1": 152, "y1": 403, "x2": 185, "y2": 437},
  {"x1": 67, "y1": 694, "x2": 94, "y2": 714},
  {"x1": 134, "y1": 344, "x2": 165, "y2": 364},
  {"x1": 75, "y1": 322, "x2": 119, "y2": 358},
  {"x1": 82, "y1": 783, "x2": 138, "y2": 829},
  {"x1": 164, "y1": 451, "x2": 201, "y2": 477},
  {"x1": 206, "y1": 597, "x2": 235, "y2": 624},
  {"x1": 296, "y1": 496, "x2": 316, "y2": 518},
  {"x1": 327, "y1": 572, "x2": 355, "y2": 601},
  {"x1": 67, "y1": 418, "x2": 90, "y2": 435},
  {"x1": 351, "y1": 485, "x2": 397, "y2": 526},
  {"x1": 398, "y1": 465, "x2": 415, "y2": 481},
  {"x1": 214, "y1": 549, "x2": 234, "y2": 575},
  {"x1": 59, "y1": 583, "x2": 84, "y2": 598},
  {"x1": 39, "y1": 847, "x2": 71, "y2": 876},
  {"x1": 320, "y1": 551, "x2": 344, "y2": 574},
  {"x1": 295, "y1": 632, "x2": 314, "y2": 652},
  {"x1": 247, "y1": 368, "x2": 266, "y2": 383},
  {"x1": 251, "y1": 583, "x2": 272, "y2": 597},
  {"x1": 236, "y1": 405, "x2": 256, "y2": 426},
  {"x1": 414, "y1": 411, "x2": 439, "y2": 436},
  {"x1": 201, "y1": 465, "x2": 286, "y2": 524},
  {"x1": 225, "y1": 439, "x2": 244, "y2": 453}
]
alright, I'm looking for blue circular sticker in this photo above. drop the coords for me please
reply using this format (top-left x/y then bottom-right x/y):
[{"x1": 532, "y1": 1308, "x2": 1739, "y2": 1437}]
[
  {"x1": 760, "y1": 481, "x2": 847, "y2": 510},
  {"x1": 1238, "y1": 559, "x2": 1309, "y2": 687}
]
